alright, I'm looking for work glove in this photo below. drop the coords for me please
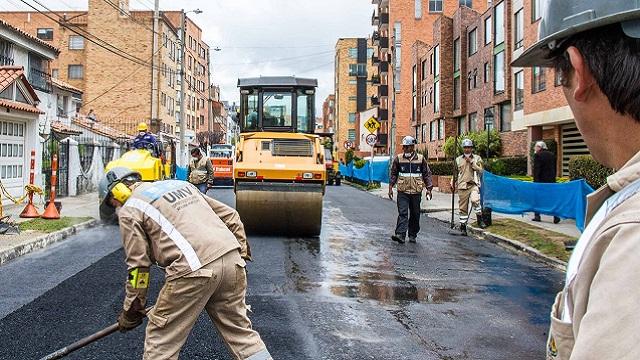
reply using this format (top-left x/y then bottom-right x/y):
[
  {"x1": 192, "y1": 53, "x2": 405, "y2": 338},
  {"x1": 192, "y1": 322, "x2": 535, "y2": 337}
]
[{"x1": 117, "y1": 299, "x2": 145, "y2": 332}]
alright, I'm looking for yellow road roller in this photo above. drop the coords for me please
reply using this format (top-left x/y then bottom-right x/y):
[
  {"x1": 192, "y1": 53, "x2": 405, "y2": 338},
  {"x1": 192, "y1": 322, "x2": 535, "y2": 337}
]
[{"x1": 235, "y1": 76, "x2": 326, "y2": 236}]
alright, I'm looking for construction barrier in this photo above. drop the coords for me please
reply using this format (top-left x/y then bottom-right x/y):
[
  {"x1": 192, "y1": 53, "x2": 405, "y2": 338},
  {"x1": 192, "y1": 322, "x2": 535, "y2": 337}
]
[
  {"x1": 339, "y1": 160, "x2": 390, "y2": 184},
  {"x1": 42, "y1": 154, "x2": 61, "y2": 219},
  {"x1": 19, "y1": 149, "x2": 42, "y2": 218}
]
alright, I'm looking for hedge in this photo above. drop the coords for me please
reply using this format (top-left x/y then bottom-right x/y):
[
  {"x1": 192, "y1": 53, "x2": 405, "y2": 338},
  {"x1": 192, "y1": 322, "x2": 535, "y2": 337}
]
[
  {"x1": 428, "y1": 160, "x2": 455, "y2": 176},
  {"x1": 487, "y1": 156, "x2": 528, "y2": 176},
  {"x1": 443, "y1": 130, "x2": 502, "y2": 158},
  {"x1": 568, "y1": 155, "x2": 614, "y2": 189}
]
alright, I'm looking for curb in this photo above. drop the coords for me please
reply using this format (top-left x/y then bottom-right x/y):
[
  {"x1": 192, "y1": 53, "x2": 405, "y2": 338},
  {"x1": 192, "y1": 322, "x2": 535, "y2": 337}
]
[
  {"x1": 0, "y1": 219, "x2": 100, "y2": 267},
  {"x1": 432, "y1": 216, "x2": 567, "y2": 271}
]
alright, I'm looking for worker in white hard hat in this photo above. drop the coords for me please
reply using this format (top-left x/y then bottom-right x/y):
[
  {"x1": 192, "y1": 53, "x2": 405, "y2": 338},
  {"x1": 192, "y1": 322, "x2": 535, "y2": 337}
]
[
  {"x1": 98, "y1": 167, "x2": 272, "y2": 360},
  {"x1": 450, "y1": 138, "x2": 484, "y2": 235},
  {"x1": 389, "y1": 135, "x2": 433, "y2": 244},
  {"x1": 512, "y1": 0, "x2": 640, "y2": 358}
]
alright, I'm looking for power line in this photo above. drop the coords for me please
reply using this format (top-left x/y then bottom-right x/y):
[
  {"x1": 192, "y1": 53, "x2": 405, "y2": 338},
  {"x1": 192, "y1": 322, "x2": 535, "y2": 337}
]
[
  {"x1": 296, "y1": 61, "x2": 334, "y2": 74},
  {"x1": 101, "y1": 0, "x2": 160, "y2": 36},
  {"x1": 213, "y1": 50, "x2": 335, "y2": 66}
]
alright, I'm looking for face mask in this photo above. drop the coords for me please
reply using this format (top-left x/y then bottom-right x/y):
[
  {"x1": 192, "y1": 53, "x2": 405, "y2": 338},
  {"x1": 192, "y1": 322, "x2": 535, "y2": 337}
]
[
  {"x1": 139, "y1": 132, "x2": 146, "y2": 137},
  {"x1": 403, "y1": 152, "x2": 413, "y2": 158}
]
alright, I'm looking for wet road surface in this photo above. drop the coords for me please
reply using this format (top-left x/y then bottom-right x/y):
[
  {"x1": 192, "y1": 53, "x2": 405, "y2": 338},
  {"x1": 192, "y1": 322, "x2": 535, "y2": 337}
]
[{"x1": 0, "y1": 185, "x2": 563, "y2": 359}]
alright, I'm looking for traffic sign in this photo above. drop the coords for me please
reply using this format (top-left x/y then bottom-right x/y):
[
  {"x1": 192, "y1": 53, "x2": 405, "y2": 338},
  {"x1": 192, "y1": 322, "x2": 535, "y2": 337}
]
[
  {"x1": 343, "y1": 141, "x2": 353, "y2": 149},
  {"x1": 365, "y1": 134, "x2": 377, "y2": 146},
  {"x1": 364, "y1": 117, "x2": 381, "y2": 134}
]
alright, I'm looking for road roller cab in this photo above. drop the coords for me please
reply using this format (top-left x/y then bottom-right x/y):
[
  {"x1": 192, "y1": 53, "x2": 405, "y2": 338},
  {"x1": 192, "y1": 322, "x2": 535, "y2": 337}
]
[{"x1": 235, "y1": 76, "x2": 325, "y2": 236}]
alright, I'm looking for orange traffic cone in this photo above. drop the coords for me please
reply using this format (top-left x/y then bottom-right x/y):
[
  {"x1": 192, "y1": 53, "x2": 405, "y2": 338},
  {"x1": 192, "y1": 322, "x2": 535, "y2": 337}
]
[
  {"x1": 20, "y1": 150, "x2": 40, "y2": 218},
  {"x1": 42, "y1": 154, "x2": 60, "y2": 220}
]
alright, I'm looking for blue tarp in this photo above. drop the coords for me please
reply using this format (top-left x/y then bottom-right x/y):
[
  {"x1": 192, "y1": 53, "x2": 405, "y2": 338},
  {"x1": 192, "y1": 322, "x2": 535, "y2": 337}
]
[
  {"x1": 175, "y1": 166, "x2": 188, "y2": 181},
  {"x1": 482, "y1": 171, "x2": 594, "y2": 231},
  {"x1": 339, "y1": 159, "x2": 390, "y2": 183}
]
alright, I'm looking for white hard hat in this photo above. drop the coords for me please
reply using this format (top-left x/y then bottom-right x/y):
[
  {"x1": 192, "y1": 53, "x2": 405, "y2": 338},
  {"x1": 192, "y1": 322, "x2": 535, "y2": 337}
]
[
  {"x1": 462, "y1": 139, "x2": 474, "y2": 147},
  {"x1": 401, "y1": 136, "x2": 416, "y2": 146}
]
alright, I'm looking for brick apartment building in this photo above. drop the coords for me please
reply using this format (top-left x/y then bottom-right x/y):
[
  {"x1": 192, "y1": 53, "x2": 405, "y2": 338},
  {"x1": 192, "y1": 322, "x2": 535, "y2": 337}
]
[
  {"x1": 334, "y1": 38, "x2": 377, "y2": 159},
  {"x1": 0, "y1": 0, "x2": 212, "y2": 139},
  {"x1": 321, "y1": 94, "x2": 335, "y2": 133},
  {"x1": 371, "y1": 0, "x2": 487, "y2": 156}
]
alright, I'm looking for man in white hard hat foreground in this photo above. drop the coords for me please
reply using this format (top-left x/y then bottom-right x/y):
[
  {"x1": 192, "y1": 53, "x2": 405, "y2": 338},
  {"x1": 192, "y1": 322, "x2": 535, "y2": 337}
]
[
  {"x1": 388, "y1": 135, "x2": 433, "y2": 244},
  {"x1": 512, "y1": 0, "x2": 640, "y2": 358},
  {"x1": 451, "y1": 139, "x2": 485, "y2": 235}
]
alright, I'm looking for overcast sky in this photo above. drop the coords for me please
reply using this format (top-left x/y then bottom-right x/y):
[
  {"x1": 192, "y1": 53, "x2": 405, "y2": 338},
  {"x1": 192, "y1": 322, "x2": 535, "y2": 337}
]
[{"x1": 2, "y1": 0, "x2": 373, "y2": 112}]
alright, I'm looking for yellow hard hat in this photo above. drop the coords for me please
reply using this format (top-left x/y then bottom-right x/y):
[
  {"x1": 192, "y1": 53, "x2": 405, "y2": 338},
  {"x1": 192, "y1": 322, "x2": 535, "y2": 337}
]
[{"x1": 137, "y1": 122, "x2": 148, "y2": 132}]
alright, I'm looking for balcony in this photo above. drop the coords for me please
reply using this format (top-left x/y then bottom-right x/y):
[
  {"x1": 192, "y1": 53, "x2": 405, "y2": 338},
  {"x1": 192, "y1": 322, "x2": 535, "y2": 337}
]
[
  {"x1": 371, "y1": 54, "x2": 379, "y2": 64},
  {"x1": 372, "y1": 31, "x2": 380, "y2": 42},
  {"x1": 379, "y1": 12, "x2": 389, "y2": 27},
  {"x1": 29, "y1": 68, "x2": 52, "y2": 93},
  {"x1": 372, "y1": 11, "x2": 379, "y2": 26},
  {"x1": 379, "y1": 36, "x2": 389, "y2": 50},
  {"x1": 371, "y1": 95, "x2": 379, "y2": 106},
  {"x1": 378, "y1": 84, "x2": 388, "y2": 97},
  {"x1": 371, "y1": 74, "x2": 380, "y2": 85},
  {"x1": 379, "y1": 61, "x2": 389, "y2": 73},
  {"x1": 0, "y1": 54, "x2": 14, "y2": 66},
  {"x1": 378, "y1": 109, "x2": 388, "y2": 121}
]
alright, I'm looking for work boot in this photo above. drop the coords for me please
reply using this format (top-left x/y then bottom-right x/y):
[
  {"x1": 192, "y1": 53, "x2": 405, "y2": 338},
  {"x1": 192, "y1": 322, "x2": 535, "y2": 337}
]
[
  {"x1": 460, "y1": 223, "x2": 467, "y2": 236},
  {"x1": 553, "y1": 216, "x2": 561, "y2": 224},
  {"x1": 391, "y1": 234, "x2": 406, "y2": 244},
  {"x1": 476, "y1": 214, "x2": 487, "y2": 229},
  {"x1": 532, "y1": 215, "x2": 541, "y2": 222},
  {"x1": 408, "y1": 236, "x2": 417, "y2": 243}
]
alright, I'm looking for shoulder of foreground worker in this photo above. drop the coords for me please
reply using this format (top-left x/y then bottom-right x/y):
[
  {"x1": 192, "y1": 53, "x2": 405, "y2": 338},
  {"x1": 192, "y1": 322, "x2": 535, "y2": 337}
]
[{"x1": 571, "y1": 217, "x2": 640, "y2": 359}]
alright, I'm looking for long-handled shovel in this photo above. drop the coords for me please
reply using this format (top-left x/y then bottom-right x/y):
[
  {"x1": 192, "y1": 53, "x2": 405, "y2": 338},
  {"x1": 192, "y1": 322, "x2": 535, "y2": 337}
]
[{"x1": 39, "y1": 307, "x2": 153, "y2": 360}]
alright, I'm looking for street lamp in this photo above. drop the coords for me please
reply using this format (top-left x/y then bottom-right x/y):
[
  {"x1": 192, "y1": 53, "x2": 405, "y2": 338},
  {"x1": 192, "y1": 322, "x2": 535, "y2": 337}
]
[
  {"x1": 484, "y1": 107, "x2": 494, "y2": 160},
  {"x1": 178, "y1": 8, "x2": 203, "y2": 166}
]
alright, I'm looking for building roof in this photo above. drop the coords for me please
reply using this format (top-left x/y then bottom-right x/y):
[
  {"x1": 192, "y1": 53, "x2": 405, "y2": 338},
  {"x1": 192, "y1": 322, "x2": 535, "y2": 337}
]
[
  {"x1": 51, "y1": 121, "x2": 82, "y2": 135},
  {"x1": 52, "y1": 77, "x2": 83, "y2": 94},
  {"x1": 72, "y1": 116, "x2": 132, "y2": 141},
  {"x1": 238, "y1": 76, "x2": 318, "y2": 88},
  {"x1": 0, "y1": 19, "x2": 60, "y2": 55},
  {"x1": 0, "y1": 99, "x2": 42, "y2": 114},
  {"x1": 0, "y1": 66, "x2": 40, "y2": 104}
]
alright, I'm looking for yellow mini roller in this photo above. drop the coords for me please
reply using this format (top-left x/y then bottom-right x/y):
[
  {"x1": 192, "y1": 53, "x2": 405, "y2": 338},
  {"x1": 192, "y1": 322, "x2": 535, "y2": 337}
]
[{"x1": 235, "y1": 77, "x2": 325, "y2": 236}]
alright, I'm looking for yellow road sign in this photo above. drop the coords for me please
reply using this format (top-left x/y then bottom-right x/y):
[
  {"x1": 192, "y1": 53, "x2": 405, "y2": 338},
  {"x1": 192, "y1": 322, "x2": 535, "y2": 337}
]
[{"x1": 364, "y1": 117, "x2": 381, "y2": 134}]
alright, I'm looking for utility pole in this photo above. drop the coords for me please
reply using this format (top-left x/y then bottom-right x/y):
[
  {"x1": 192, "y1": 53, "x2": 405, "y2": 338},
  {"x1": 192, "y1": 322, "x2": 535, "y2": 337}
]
[
  {"x1": 207, "y1": 48, "x2": 213, "y2": 138},
  {"x1": 179, "y1": 9, "x2": 186, "y2": 166},
  {"x1": 150, "y1": 0, "x2": 159, "y2": 130}
]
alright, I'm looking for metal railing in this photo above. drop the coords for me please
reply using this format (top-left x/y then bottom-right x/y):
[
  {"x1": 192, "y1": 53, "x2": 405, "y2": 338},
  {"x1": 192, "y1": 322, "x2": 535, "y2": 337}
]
[
  {"x1": 0, "y1": 54, "x2": 14, "y2": 66},
  {"x1": 28, "y1": 68, "x2": 52, "y2": 93}
]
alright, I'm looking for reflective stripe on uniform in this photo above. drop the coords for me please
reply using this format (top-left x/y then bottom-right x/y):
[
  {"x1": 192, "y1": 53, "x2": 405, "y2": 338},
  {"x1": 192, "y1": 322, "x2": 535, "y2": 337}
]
[
  {"x1": 246, "y1": 348, "x2": 273, "y2": 360},
  {"x1": 125, "y1": 198, "x2": 203, "y2": 271},
  {"x1": 398, "y1": 172, "x2": 422, "y2": 177}
]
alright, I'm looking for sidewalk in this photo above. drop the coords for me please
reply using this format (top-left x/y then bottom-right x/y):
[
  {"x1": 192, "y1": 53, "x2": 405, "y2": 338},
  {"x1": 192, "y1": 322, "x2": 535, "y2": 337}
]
[
  {"x1": 370, "y1": 183, "x2": 581, "y2": 239},
  {"x1": 0, "y1": 193, "x2": 100, "y2": 266}
]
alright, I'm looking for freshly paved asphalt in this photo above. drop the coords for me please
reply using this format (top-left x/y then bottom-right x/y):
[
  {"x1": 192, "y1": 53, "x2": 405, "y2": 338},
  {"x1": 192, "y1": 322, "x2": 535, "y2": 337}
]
[{"x1": 0, "y1": 185, "x2": 564, "y2": 359}]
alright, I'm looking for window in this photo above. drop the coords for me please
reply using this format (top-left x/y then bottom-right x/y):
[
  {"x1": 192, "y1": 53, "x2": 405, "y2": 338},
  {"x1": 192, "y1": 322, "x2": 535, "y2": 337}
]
[
  {"x1": 348, "y1": 96, "x2": 357, "y2": 101},
  {"x1": 459, "y1": 0, "x2": 472, "y2": 7},
  {"x1": 348, "y1": 113, "x2": 356, "y2": 123},
  {"x1": 433, "y1": 80, "x2": 440, "y2": 113},
  {"x1": 349, "y1": 79, "x2": 357, "y2": 85},
  {"x1": 484, "y1": 62, "x2": 490, "y2": 83},
  {"x1": 348, "y1": 48, "x2": 358, "y2": 59},
  {"x1": 52, "y1": 69, "x2": 59, "y2": 79},
  {"x1": 412, "y1": 65, "x2": 417, "y2": 92},
  {"x1": 514, "y1": 9, "x2": 524, "y2": 49},
  {"x1": 500, "y1": 102, "x2": 512, "y2": 132},
  {"x1": 457, "y1": 117, "x2": 466, "y2": 135},
  {"x1": 494, "y1": 51, "x2": 505, "y2": 93},
  {"x1": 494, "y1": 1, "x2": 505, "y2": 45},
  {"x1": 438, "y1": 119, "x2": 444, "y2": 139},
  {"x1": 349, "y1": 64, "x2": 367, "y2": 77},
  {"x1": 297, "y1": 92, "x2": 312, "y2": 133},
  {"x1": 394, "y1": 22, "x2": 402, "y2": 91},
  {"x1": 347, "y1": 129, "x2": 356, "y2": 141},
  {"x1": 468, "y1": 72, "x2": 473, "y2": 90},
  {"x1": 533, "y1": 66, "x2": 546, "y2": 93},
  {"x1": 485, "y1": 107, "x2": 495, "y2": 131},
  {"x1": 430, "y1": 121, "x2": 437, "y2": 141},
  {"x1": 429, "y1": 0, "x2": 443, "y2": 12},
  {"x1": 415, "y1": 0, "x2": 422, "y2": 19},
  {"x1": 469, "y1": 112, "x2": 478, "y2": 132},
  {"x1": 532, "y1": 0, "x2": 542, "y2": 22},
  {"x1": 421, "y1": 123, "x2": 427, "y2": 143},
  {"x1": 484, "y1": 17, "x2": 492, "y2": 45},
  {"x1": 454, "y1": 76, "x2": 461, "y2": 110},
  {"x1": 68, "y1": 65, "x2": 83, "y2": 79},
  {"x1": 433, "y1": 45, "x2": 440, "y2": 76},
  {"x1": 421, "y1": 59, "x2": 427, "y2": 80},
  {"x1": 453, "y1": 38, "x2": 460, "y2": 71},
  {"x1": 515, "y1": 70, "x2": 524, "y2": 110},
  {"x1": 468, "y1": 28, "x2": 477, "y2": 56},
  {"x1": 37, "y1": 28, "x2": 53, "y2": 40},
  {"x1": 262, "y1": 91, "x2": 292, "y2": 127},
  {"x1": 68, "y1": 35, "x2": 84, "y2": 50}
]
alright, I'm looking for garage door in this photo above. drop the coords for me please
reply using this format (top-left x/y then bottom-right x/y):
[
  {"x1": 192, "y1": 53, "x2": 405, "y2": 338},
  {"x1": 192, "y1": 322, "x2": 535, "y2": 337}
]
[
  {"x1": 561, "y1": 123, "x2": 590, "y2": 177},
  {"x1": 0, "y1": 120, "x2": 26, "y2": 199}
]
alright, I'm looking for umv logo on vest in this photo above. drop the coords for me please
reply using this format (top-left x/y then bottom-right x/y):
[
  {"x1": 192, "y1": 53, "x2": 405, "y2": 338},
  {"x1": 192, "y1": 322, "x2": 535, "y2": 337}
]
[{"x1": 163, "y1": 186, "x2": 194, "y2": 204}]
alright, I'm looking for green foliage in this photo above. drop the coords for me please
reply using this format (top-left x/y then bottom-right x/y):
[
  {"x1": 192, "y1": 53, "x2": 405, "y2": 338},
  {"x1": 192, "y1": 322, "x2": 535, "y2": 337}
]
[
  {"x1": 321, "y1": 138, "x2": 333, "y2": 149},
  {"x1": 345, "y1": 149, "x2": 355, "y2": 165},
  {"x1": 428, "y1": 160, "x2": 455, "y2": 176},
  {"x1": 443, "y1": 130, "x2": 502, "y2": 159},
  {"x1": 19, "y1": 217, "x2": 93, "y2": 233},
  {"x1": 416, "y1": 147, "x2": 428, "y2": 158},
  {"x1": 487, "y1": 156, "x2": 528, "y2": 176},
  {"x1": 353, "y1": 158, "x2": 366, "y2": 169},
  {"x1": 568, "y1": 155, "x2": 614, "y2": 189}
]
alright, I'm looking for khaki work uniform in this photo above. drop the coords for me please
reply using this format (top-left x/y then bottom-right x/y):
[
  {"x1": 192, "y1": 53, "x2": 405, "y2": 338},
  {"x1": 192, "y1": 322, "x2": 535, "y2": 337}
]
[
  {"x1": 117, "y1": 180, "x2": 271, "y2": 360},
  {"x1": 455, "y1": 154, "x2": 483, "y2": 224},
  {"x1": 547, "y1": 151, "x2": 640, "y2": 360},
  {"x1": 390, "y1": 153, "x2": 433, "y2": 238},
  {"x1": 187, "y1": 155, "x2": 214, "y2": 185}
]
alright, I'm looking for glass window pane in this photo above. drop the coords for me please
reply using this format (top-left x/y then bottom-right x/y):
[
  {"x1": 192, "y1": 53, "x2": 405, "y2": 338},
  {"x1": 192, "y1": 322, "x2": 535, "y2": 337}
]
[
  {"x1": 494, "y1": 1, "x2": 504, "y2": 45},
  {"x1": 296, "y1": 93, "x2": 311, "y2": 133},
  {"x1": 415, "y1": 0, "x2": 422, "y2": 18},
  {"x1": 7, "y1": 123, "x2": 12, "y2": 136},
  {"x1": 484, "y1": 17, "x2": 492, "y2": 44},
  {"x1": 494, "y1": 51, "x2": 505, "y2": 93},
  {"x1": 262, "y1": 92, "x2": 292, "y2": 128},
  {"x1": 242, "y1": 93, "x2": 259, "y2": 130}
]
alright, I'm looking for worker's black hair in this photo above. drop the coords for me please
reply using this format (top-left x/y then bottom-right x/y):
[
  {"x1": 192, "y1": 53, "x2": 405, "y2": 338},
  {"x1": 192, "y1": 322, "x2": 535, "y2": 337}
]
[{"x1": 553, "y1": 23, "x2": 640, "y2": 122}]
